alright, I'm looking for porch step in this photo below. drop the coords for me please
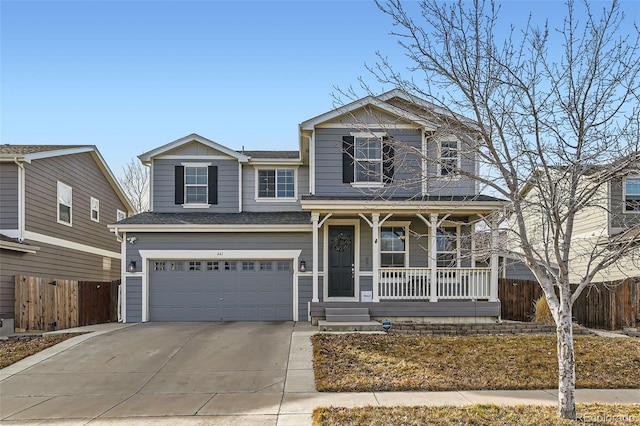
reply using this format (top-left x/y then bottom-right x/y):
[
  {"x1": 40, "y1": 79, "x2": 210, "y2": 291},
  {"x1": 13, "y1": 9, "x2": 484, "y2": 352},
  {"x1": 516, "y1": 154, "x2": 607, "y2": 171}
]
[
  {"x1": 324, "y1": 307, "x2": 370, "y2": 322},
  {"x1": 318, "y1": 320, "x2": 382, "y2": 332}
]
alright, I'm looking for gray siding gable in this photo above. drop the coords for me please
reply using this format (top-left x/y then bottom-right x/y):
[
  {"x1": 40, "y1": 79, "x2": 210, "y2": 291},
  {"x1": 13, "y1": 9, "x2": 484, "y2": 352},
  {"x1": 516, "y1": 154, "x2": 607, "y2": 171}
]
[{"x1": 153, "y1": 158, "x2": 239, "y2": 213}]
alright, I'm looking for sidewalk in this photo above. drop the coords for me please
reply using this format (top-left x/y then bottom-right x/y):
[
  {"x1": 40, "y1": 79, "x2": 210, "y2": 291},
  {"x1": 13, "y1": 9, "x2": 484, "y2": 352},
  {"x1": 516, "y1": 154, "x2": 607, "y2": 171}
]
[{"x1": 1, "y1": 322, "x2": 638, "y2": 425}]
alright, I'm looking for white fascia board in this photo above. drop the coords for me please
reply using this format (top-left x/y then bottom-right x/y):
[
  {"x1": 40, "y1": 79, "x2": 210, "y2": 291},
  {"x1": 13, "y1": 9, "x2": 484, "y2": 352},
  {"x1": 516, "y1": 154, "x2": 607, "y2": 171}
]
[
  {"x1": 301, "y1": 200, "x2": 507, "y2": 214},
  {"x1": 22, "y1": 146, "x2": 95, "y2": 163},
  {"x1": 0, "y1": 154, "x2": 26, "y2": 162},
  {"x1": 300, "y1": 96, "x2": 437, "y2": 131},
  {"x1": 248, "y1": 158, "x2": 303, "y2": 165},
  {"x1": 108, "y1": 224, "x2": 312, "y2": 232},
  {"x1": 138, "y1": 133, "x2": 250, "y2": 163},
  {"x1": 0, "y1": 240, "x2": 39, "y2": 253},
  {"x1": 23, "y1": 231, "x2": 121, "y2": 258}
]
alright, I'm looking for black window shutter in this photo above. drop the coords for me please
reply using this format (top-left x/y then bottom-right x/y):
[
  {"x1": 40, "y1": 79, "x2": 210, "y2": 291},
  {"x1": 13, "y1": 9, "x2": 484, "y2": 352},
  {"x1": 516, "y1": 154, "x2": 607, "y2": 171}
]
[
  {"x1": 383, "y1": 137, "x2": 394, "y2": 184},
  {"x1": 174, "y1": 166, "x2": 184, "y2": 205},
  {"x1": 208, "y1": 166, "x2": 218, "y2": 205},
  {"x1": 342, "y1": 136, "x2": 354, "y2": 183}
]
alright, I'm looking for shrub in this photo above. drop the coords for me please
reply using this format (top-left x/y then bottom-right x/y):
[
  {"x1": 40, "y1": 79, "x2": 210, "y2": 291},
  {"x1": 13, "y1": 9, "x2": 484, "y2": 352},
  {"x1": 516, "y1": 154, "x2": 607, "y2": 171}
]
[{"x1": 534, "y1": 296, "x2": 555, "y2": 324}]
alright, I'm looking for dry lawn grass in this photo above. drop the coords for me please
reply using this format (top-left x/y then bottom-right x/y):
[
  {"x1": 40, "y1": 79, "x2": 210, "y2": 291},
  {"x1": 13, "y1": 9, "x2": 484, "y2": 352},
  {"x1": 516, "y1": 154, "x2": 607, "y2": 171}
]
[
  {"x1": 0, "y1": 334, "x2": 81, "y2": 369},
  {"x1": 312, "y1": 334, "x2": 640, "y2": 391},
  {"x1": 313, "y1": 403, "x2": 640, "y2": 426}
]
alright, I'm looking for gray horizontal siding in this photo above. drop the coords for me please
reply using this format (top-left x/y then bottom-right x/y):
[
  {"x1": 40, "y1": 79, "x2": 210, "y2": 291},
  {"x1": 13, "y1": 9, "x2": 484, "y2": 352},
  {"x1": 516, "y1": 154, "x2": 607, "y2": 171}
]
[
  {"x1": 152, "y1": 158, "x2": 239, "y2": 213},
  {"x1": 241, "y1": 165, "x2": 308, "y2": 212},
  {"x1": 0, "y1": 163, "x2": 19, "y2": 229},
  {"x1": 298, "y1": 276, "x2": 312, "y2": 321},
  {"x1": 126, "y1": 277, "x2": 142, "y2": 323},
  {"x1": 502, "y1": 258, "x2": 538, "y2": 280},
  {"x1": 310, "y1": 301, "x2": 500, "y2": 318},
  {"x1": 0, "y1": 240, "x2": 121, "y2": 317},
  {"x1": 23, "y1": 153, "x2": 128, "y2": 252},
  {"x1": 610, "y1": 178, "x2": 640, "y2": 230}
]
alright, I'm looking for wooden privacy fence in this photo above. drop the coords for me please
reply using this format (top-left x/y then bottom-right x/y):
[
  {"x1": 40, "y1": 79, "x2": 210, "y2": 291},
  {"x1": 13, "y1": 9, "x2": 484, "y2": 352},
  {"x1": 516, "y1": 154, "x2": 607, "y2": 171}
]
[
  {"x1": 499, "y1": 277, "x2": 640, "y2": 330},
  {"x1": 15, "y1": 276, "x2": 119, "y2": 332}
]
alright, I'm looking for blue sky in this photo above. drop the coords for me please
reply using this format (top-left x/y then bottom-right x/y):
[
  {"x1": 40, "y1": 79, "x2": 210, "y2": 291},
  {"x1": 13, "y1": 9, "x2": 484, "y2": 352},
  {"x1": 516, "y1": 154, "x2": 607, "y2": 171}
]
[{"x1": 2, "y1": 0, "x2": 638, "y2": 175}]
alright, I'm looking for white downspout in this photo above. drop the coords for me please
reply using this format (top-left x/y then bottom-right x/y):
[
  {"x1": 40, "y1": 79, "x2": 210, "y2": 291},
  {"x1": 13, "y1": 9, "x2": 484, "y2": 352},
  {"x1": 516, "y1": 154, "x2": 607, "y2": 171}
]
[{"x1": 14, "y1": 158, "x2": 25, "y2": 241}]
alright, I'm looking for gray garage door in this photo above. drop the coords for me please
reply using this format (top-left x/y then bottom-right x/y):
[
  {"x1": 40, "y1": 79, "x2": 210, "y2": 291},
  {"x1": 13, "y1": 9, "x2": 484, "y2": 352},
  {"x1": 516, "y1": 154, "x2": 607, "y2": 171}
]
[{"x1": 149, "y1": 259, "x2": 293, "y2": 321}]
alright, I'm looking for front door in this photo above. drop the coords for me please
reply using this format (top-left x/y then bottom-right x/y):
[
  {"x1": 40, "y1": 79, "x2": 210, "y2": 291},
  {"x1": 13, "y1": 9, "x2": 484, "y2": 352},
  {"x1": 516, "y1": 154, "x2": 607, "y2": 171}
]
[{"x1": 328, "y1": 225, "x2": 355, "y2": 297}]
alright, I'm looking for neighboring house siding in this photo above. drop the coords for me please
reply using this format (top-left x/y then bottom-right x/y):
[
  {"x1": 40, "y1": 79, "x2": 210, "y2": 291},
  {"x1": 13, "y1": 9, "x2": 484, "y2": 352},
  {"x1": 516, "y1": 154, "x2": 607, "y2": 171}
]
[
  {"x1": 152, "y1": 158, "x2": 239, "y2": 213},
  {"x1": 502, "y1": 258, "x2": 538, "y2": 280},
  {"x1": 0, "y1": 163, "x2": 19, "y2": 229},
  {"x1": 0, "y1": 241, "x2": 121, "y2": 317},
  {"x1": 23, "y1": 153, "x2": 127, "y2": 253},
  {"x1": 241, "y1": 165, "x2": 309, "y2": 212},
  {"x1": 610, "y1": 177, "x2": 640, "y2": 231}
]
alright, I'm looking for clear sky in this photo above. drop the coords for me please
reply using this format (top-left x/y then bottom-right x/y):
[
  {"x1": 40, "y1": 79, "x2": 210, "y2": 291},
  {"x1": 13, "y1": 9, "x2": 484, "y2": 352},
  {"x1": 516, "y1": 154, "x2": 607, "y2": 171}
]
[{"x1": 2, "y1": 0, "x2": 638, "y2": 176}]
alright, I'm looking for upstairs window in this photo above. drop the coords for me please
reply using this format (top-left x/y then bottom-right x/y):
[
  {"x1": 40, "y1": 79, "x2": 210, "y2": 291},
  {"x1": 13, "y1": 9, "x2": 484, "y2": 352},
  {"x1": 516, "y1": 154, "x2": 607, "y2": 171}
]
[
  {"x1": 185, "y1": 166, "x2": 208, "y2": 204},
  {"x1": 624, "y1": 177, "x2": 640, "y2": 212},
  {"x1": 90, "y1": 197, "x2": 100, "y2": 222},
  {"x1": 354, "y1": 137, "x2": 382, "y2": 183},
  {"x1": 439, "y1": 140, "x2": 459, "y2": 176},
  {"x1": 380, "y1": 226, "x2": 407, "y2": 267},
  {"x1": 257, "y1": 169, "x2": 295, "y2": 198},
  {"x1": 117, "y1": 209, "x2": 127, "y2": 222},
  {"x1": 175, "y1": 164, "x2": 218, "y2": 206},
  {"x1": 57, "y1": 181, "x2": 72, "y2": 225}
]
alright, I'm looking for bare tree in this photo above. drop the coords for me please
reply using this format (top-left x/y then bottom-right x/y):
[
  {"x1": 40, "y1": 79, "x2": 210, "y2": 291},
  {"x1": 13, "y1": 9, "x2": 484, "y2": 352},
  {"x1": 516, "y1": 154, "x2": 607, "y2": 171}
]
[
  {"x1": 118, "y1": 158, "x2": 149, "y2": 214},
  {"x1": 347, "y1": 0, "x2": 639, "y2": 419}
]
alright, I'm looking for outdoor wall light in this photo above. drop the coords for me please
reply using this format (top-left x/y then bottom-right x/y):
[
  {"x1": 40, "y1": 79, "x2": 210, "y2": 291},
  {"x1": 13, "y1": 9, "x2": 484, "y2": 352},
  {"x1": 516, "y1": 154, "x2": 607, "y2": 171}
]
[
  {"x1": 299, "y1": 260, "x2": 306, "y2": 272},
  {"x1": 128, "y1": 260, "x2": 137, "y2": 273}
]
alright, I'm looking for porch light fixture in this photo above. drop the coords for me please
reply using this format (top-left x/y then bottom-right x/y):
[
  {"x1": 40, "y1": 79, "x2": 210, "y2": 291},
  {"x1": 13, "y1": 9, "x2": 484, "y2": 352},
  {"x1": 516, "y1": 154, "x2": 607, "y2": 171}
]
[
  {"x1": 299, "y1": 260, "x2": 306, "y2": 272},
  {"x1": 128, "y1": 260, "x2": 136, "y2": 273}
]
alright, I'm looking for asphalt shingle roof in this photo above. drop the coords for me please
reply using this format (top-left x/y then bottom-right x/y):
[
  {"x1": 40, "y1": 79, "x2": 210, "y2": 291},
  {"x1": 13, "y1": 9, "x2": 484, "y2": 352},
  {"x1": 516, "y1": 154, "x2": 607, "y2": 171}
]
[
  {"x1": 116, "y1": 211, "x2": 312, "y2": 226},
  {"x1": 1, "y1": 145, "x2": 91, "y2": 155}
]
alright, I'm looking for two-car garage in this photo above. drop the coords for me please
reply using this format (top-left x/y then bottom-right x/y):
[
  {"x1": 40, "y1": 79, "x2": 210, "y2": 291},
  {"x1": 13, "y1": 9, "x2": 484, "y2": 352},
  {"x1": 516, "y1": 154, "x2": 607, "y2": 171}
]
[
  {"x1": 136, "y1": 250, "x2": 301, "y2": 322},
  {"x1": 148, "y1": 259, "x2": 293, "y2": 321}
]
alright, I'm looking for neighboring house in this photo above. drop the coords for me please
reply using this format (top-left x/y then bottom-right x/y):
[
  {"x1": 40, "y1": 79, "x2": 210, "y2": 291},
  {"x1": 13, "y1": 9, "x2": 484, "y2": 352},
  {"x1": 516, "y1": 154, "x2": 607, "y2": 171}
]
[
  {"x1": 0, "y1": 145, "x2": 134, "y2": 335},
  {"x1": 506, "y1": 163, "x2": 640, "y2": 284},
  {"x1": 110, "y1": 90, "x2": 507, "y2": 324}
]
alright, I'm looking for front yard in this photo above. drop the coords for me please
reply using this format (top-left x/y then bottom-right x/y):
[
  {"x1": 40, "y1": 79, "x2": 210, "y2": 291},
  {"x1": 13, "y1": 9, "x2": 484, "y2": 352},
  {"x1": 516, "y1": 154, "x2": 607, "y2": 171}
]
[{"x1": 312, "y1": 334, "x2": 640, "y2": 392}]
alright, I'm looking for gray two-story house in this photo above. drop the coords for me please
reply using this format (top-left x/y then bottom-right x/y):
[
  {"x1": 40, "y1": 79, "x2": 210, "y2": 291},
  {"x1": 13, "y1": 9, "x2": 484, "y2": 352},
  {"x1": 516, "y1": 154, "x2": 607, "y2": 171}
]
[
  {"x1": 111, "y1": 90, "x2": 507, "y2": 324},
  {"x1": 0, "y1": 145, "x2": 134, "y2": 334}
]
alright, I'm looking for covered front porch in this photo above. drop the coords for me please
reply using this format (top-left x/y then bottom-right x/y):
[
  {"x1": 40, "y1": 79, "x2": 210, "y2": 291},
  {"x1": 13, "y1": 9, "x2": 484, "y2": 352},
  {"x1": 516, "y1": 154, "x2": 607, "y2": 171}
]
[{"x1": 301, "y1": 196, "x2": 505, "y2": 323}]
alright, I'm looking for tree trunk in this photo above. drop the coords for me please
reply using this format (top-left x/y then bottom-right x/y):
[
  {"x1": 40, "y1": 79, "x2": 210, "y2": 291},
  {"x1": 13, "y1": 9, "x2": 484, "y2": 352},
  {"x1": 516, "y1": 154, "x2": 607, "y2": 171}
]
[{"x1": 557, "y1": 291, "x2": 576, "y2": 420}]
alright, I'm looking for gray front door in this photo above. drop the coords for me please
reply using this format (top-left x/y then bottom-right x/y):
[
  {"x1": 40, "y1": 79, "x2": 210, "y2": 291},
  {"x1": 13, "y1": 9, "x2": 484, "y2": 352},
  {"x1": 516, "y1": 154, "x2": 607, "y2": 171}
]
[{"x1": 328, "y1": 225, "x2": 355, "y2": 297}]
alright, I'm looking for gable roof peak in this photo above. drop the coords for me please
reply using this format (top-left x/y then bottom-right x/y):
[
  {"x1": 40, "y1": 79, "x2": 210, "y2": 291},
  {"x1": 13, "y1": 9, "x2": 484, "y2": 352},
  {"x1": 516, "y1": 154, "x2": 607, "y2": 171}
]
[{"x1": 138, "y1": 133, "x2": 251, "y2": 164}]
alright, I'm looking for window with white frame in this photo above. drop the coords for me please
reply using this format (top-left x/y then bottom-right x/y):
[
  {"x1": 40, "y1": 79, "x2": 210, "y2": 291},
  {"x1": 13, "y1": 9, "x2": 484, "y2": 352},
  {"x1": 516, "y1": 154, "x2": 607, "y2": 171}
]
[
  {"x1": 436, "y1": 227, "x2": 458, "y2": 267},
  {"x1": 380, "y1": 226, "x2": 407, "y2": 267},
  {"x1": 439, "y1": 140, "x2": 459, "y2": 176},
  {"x1": 90, "y1": 197, "x2": 99, "y2": 222},
  {"x1": 116, "y1": 209, "x2": 127, "y2": 222},
  {"x1": 57, "y1": 181, "x2": 72, "y2": 225},
  {"x1": 257, "y1": 169, "x2": 295, "y2": 198},
  {"x1": 185, "y1": 166, "x2": 208, "y2": 204},
  {"x1": 355, "y1": 137, "x2": 383, "y2": 183},
  {"x1": 624, "y1": 177, "x2": 640, "y2": 212}
]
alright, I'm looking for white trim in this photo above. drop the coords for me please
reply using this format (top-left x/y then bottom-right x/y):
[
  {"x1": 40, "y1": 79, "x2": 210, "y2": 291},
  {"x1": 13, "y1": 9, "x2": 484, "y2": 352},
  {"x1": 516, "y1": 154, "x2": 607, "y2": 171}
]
[
  {"x1": 0, "y1": 239, "x2": 39, "y2": 253},
  {"x1": 109, "y1": 224, "x2": 312, "y2": 232},
  {"x1": 138, "y1": 133, "x2": 250, "y2": 164},
  {"x1": 181, "y1": 204, "x2": 211, "y2": 209},
  {"x1": 248, "y1": 158, "x2": 303, "y2": 165},
  {"x1": 379, "y1": 221, "x2": 411, "y2": 268},
  {"x1": 120, "y1": 235, "x2": 127, "y2": 323},
  {"x1": 23, "y1": 230, "x2": 121, "y2": 258},
  {"x1": 116, "y1": 209, "x2": 127, "y2": 222},
  {"x1": 56, "y1": 181, "x2": 73, "y2": 226},
  {"x1": 138, "y1": 249, "x2": 302, "y2": 322},
  {"x1": 238, "y1": 163, "x2": 243, "y2": 212},
  {"x1": 350, "y1": 131, "x2": 387, "y2": 138},
  {"x1": 181, "y1": 161, "x2": 212, "y2": 167},
  {"x1": 422, "y1": 129, "x2": 429, "y2": 196},
  {"x1": 623, "y1": 176, "x2": 640, "y2": 214},
  {"x1": 0, "y1": 229, "x2": 20, "y2": 239},
  {"x1": 90, "y1": 197, "x2": 100, "y2": 222},
  {"x1": 351, "y1": 182, "x2": 384, "y2": 189},
  {"x1": 317, "y1": 123, "x2": 420, "y2": 129},
  {"x1": 254, "y1": 167, "x2": 298, "y2": 201},
  {"x1": 309, "y1": 131, "x2": 316, "y2": 194},
  {"x1": 323, "y1": 219, "x2": 360, "y2": 301},
  {"x1": 18, "y1": 162, "x2": 25, "y2": 240},
  {"x1": 437, "y1": 137, "x2": 462, "y2": 178},
  {"x1": 148, "y1": 162, "x2": 154, "y2": 211},
  {"x1": 23, "y1": 146, "x2": 95, "y2": 162},
  {"x1": 165, "y1": 155, "x2": 231, "y2": 161}
]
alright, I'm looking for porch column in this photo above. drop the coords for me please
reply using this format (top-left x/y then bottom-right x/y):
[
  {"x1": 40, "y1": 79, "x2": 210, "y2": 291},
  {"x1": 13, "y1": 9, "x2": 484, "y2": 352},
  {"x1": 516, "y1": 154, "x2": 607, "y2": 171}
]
[
  {"x1": 371, "y1": 213, "x2": 380, "y2": 302},
  {"x1": 430, "y1": 213, "x2": 438, "y2": 302},
  {"x1": 312, "y1": 213, "x2": 319, "y2": 303},
  {"x1": 489, "y1": 216, "x2": 499, "y2": 302}
]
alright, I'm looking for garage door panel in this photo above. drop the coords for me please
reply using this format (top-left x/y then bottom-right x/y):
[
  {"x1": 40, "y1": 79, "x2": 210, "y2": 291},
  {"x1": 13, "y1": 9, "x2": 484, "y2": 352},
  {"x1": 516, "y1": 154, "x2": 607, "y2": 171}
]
[{"x1": 149, "y1": 259, "x2": 293, "y2": 321}]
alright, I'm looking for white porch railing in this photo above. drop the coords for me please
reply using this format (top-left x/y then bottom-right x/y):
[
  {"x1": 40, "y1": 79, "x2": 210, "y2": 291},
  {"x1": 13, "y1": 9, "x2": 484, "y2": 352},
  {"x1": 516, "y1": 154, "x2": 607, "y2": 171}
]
[{"x1": 379, "y1": 267, "x2": 491, "y2": 300}]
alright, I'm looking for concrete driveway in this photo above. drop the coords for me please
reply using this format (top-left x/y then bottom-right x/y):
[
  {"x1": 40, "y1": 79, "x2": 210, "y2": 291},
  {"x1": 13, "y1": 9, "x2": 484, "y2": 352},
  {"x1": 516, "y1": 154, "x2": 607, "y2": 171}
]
[{"x1": 0, "y1": 321, "x2": 319, "y2": 425}]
